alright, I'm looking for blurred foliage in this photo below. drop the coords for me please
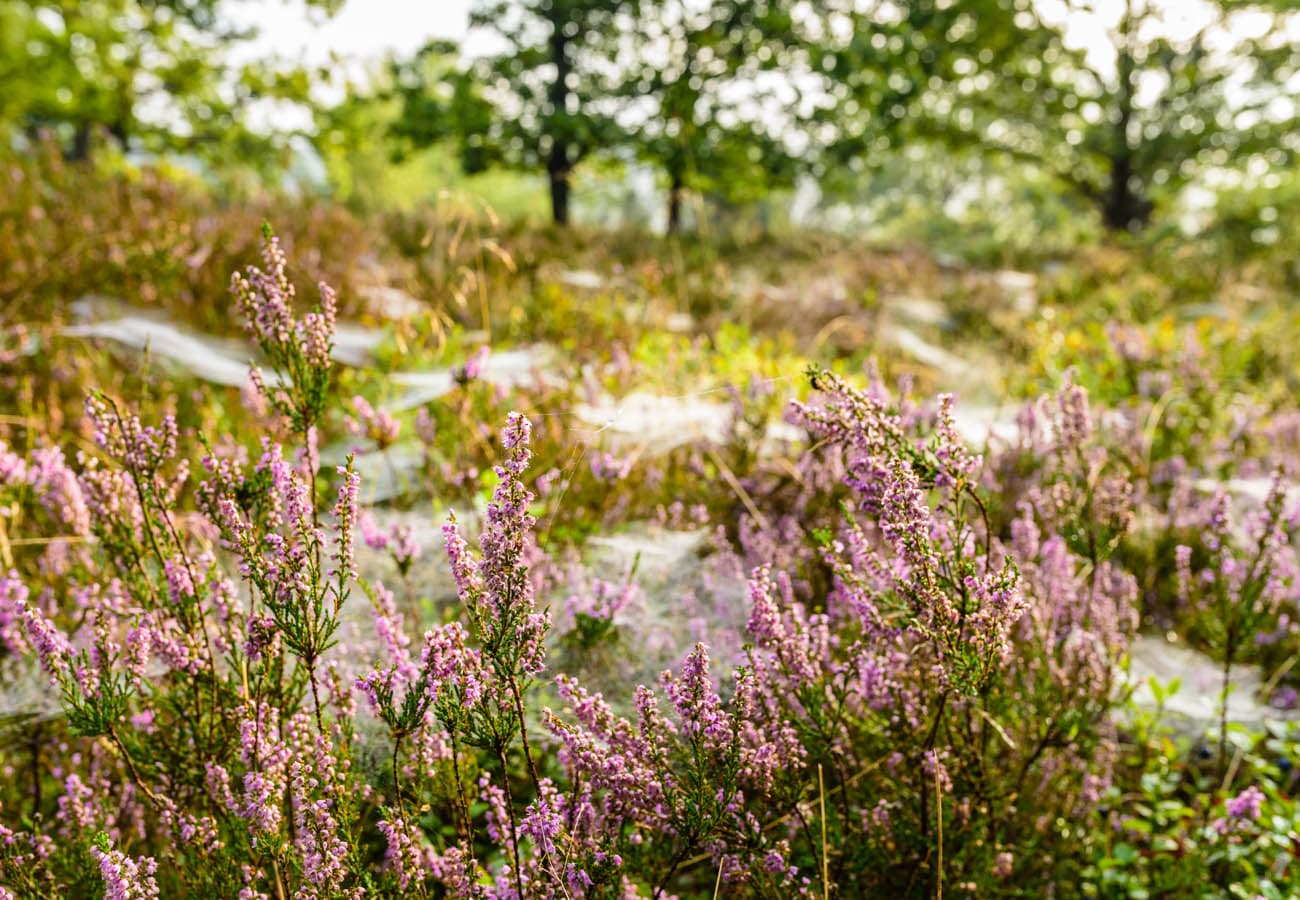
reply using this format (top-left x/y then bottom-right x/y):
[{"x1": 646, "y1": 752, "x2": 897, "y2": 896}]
[
  {"x1": 0, "y1": 0, "x2": 339, "y2": 178},
  {"x1": 821, "y1": 0, "x2": 1299, "y2": 232},
  {"x1": 459, "y1": 0, "x2": 642, "y2": 225},
  {"x1": 0, "y1": 140, "x2": 374, "y2": 330},
  {"x1": 0, "y1": 0, "x2": 1297, "y2": 245},
  {"x1": 613, "y1": 0, "x2": 805, "y2": 232},
  {"x1": 313, "y1": 46, "x2": 549, "y2": 218}
]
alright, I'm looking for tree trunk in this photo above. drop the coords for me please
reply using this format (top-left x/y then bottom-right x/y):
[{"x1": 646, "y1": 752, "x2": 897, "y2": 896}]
[
  {"x1": 548, "y1": 164, "x2": 570, "y2": 226},
  {"x1": 546, "y1": 14, "x2": 572, "y2": 228},
  {"x1": 667, "y1": 171, "x2": 684, "y2": 234},
  {"x1": 69, "y1": 123, "x2": 92, "y2": 162},
  {"x1": 1101, "y1": 156, "x2": 1151, "y2": 232},
  {"x1": 108, "y1": 118, "x2": 130, "y2": 149},
  {"x1": 1103, "y1": 7, "x2": 1150, "y2": 232}
]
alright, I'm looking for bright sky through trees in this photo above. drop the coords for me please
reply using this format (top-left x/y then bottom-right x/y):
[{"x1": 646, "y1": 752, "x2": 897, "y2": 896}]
[{"x1": 237, "y1": 0, "x2": 1292, "y2": 81}]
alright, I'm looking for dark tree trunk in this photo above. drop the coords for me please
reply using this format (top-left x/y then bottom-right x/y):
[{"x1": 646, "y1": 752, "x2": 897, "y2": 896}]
[
  {"x1": 108, "y1": 118, "x2": 129, "y2": 149},
  {"x1": 1103, "y1": 13, "x2": 1150, "y2": 232},
  {"x1": 548, "y1": 164, "x2": 570, "y2": 226},
  {"x1": 1101, "y1": 156, "x2": 1152, "y2": 232},
  {"x1": 69, "y1": 123, "x2": 92, "y2": 162},
  {"x1": 667, "y1": 171, "x2": 684, "y2": 234},
  {"x1": 546, "y1": 15, "x2": 572, "y2": 227}
]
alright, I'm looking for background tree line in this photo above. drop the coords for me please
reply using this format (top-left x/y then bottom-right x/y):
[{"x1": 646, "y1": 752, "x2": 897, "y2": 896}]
[{"x1": 2, "y1": 0, "x2": 1297, "y2": 237}]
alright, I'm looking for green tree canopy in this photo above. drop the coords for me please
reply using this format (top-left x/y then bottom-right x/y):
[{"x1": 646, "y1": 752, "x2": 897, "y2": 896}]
[
  {"x1": 822, "y1": 0, "x2": 1299, "y2": 232},
  {"x1": 615, "y1": 0, "x2": 808, "y2": 233},
  {"x1": 455, "y1": 0, "x2": 641, "y2": 225},
  {"x1": 0, "y1": 0, "x2": 338, "y2": 175}
]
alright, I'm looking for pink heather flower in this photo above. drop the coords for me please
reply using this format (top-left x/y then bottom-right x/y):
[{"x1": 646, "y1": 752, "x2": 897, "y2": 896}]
[
  {"x1": 421, "y1": 622, "x2": 488, "y2": 708},
  {"x1": 242, "y1": 369, "x2": 271, "y2": 418},
  {"x1": 17, "y1": 594, "x2": 70, "y2": 680},
  {"x1": 359, "y1": 618, "x2": 489, "y2": 734},
  {"x1": 232, "y1": 233, "x2": 336, "y2": 366},
  {"x1": 238, "y1": 770, "x2": 282, "y2": 838},
  {"x1": 369, "y1": 581, "x2": 415, "y2": 676},
  {"x1": 546, "y1": 675, "x2": 674, "y2": 827},
  {"x1": 58, "y1": 773, "x2": 100, "y2": 831},
  {"x1": 590, "y1": 452, "x2": 634, "y2": 483},
  {"x1": 346, "y1": 396, "x2": 400, "y2": 449},
  {"x1": 234, "y1": 233, "x2": 295, "y2": 343},
  {"x1": 289, "y1": 758, "x2": 352, "y2": 897},
  {"x1": 1271, "y1": 685, "x2": 1299, "y2": 710},
  {"x1": 0, "y1": 571, "x2": 31, "y2": 656},
  {"x1": 0, "y1": 822, "x2": 53, "y2": 869},
  {"x1": 332, "y1": 461, "x2": 361, "y2": 582},
  {"x1": 25, "y1": 446, "x2": 91, "y2": 534},
  {"x1": 360, "y1": 512, "x2": 388, "y2": 552},
  {"x1": 388, "y1": 526, "x2": 421, "y2": 571},
  {"x1": 378, "y1": 816, "x2": 435, "y2": 890},
  {"x1": 1055, "y1": 377, "x2": 1092, "y2": 451},
  {"x1": 77, "y1": 453, "x2": 144, "y2": 529},
  {"x1": 243, "y1": 615, "x2": 281, "y2": 662},
  {"x1": 478, "y1": 775, "x2": 516, "y2": 857},
  {"x1": 236, "y1": 866, "x2": 270, "y2": 900},
  {"x1": 564, "y1": 577, "x2": 637, "y2": 626},
  {"x1": 442, "y1": 517, "x2": 483, "y2": 599},
  {"x1": 415, "y1": 407, "x2": 438, "y2": 446},
  {"x1": 0, "y1": 441, "x2": 27, "y2": 485},
  {"x1": 231, "y1": 230, "x2": 337, "y2": 428},
  {"x1": 930, "y1": 393, "x2": 979, "y2": 487},
  {"x1": 442, "y1": 413, "x2": 550, "y2": 677},
  {"x1": 84, "y1": 396, "x2": 179, "y2": 478},
  {"x1": 91, "y1": 846, "x2": 160, "y2": 900},
  {"x1": 1225, "y1": 785, "x2": 1265, "y2": 821},
  {"x1": 428, "y1": 844, "x2": 487, "y2": 898},
  {"x1": 661, "y1": 643, "x2": 729, "y2": 745},
  {"x1": 519, "y1": 779, "x2": 565, "y2": 859},
  {"x1": 454, "y1": 345, "x2": 490, "y2": 384},
  {"x1": 921, "y1": 750, "x2": 952, "y2": 793},
  {"x1": 304, "y1": 282, "x2": 338, "y2": 370},
  {"x1": 162, "y1": 558, "x2": 196, "y2": 607},
  {"x1": 361, "y1": 514, "x2": 422, "y2": 574}
]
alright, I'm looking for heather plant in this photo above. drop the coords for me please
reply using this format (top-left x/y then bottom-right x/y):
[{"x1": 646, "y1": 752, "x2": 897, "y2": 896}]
[
  {"x1": 1173, "y1": 477, "x2": 1299, "y2": 771},
  {"x1": 727, "y1": 369, "x2": 1138, "y2": 893},
  {"x1": 0, "y1": 232, "x2": 376, "y2": 898},
  {"x1": 359, "y1": 512, "x2": 423, "y2": 580},
  {"x1": 233, "y1": 225, "x2": 339, "y2": 439},
  {"x1": 1018, "y1": 315, "x2": 1297, "y2": 478}
]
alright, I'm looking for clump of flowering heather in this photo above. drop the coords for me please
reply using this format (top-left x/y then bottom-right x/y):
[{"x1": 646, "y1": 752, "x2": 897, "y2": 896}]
[
  {"x1": 664, "y1": 368, "x2": 1139, "y2": 893},
  {"x1": 561, "y1": 572, "x2": 637, "y2": 650},
  {"x1": 90, "y1": 839, "x2": 160, "y2": 900},
  {"x1": 0, "y1": 234, "x2": 382, "y2": 898},
  {"x1": 588, "y1": 451, "x2": 634, "y2": 484},
  {"x1": 0, "y1": 441, "x2": 91, "y2": 539},
  {"x1": 1174, "y1": 473, "x2": 1299, "y2": 770},
  {"x1": 543, "y1": 644, "x2": 811, "y2": 895},
  {"x1": 232, "y1": 225, "x2": 337, "y2": 434},
  {"x1": 790, "y1": 370, "x2": 1026, "y2": 694},
  {"x1": 0, "y1": 357, "x2": 1254, "y2": 896}
]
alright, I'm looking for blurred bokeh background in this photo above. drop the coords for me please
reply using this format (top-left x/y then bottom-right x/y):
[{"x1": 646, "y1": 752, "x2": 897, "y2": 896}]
[{"x1": 2, "y1": 0, "x2": 1297, "y2": 255}]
